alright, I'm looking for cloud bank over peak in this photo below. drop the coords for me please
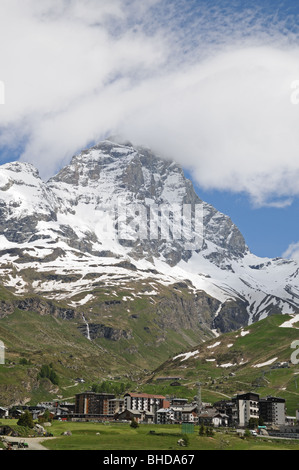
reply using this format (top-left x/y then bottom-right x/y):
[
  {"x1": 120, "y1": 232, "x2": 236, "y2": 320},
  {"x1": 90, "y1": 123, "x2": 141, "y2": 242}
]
[
  {"x1": 283, "y1": 242, "x2": 299, "y2": 263},
  {"x1": 1, "y1": 0, "x2": 299, "y2": 209}
]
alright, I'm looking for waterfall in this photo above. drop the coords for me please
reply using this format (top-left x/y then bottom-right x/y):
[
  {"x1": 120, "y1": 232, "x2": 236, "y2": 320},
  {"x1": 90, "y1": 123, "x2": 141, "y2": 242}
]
[{"x1": 82, "y1": 313, "x2": 91, "y2": 341}]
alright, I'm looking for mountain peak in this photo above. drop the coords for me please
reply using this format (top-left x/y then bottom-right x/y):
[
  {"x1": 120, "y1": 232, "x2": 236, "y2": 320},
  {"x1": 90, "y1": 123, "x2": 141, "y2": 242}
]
[
  {"x1": 2, "y1": 160, "x2": 41, "y2": 179},
  {"x1": 105, "y1": 135, "x2": 134, "y2": 148},
  {"x1": 0, "y1": 140, "x2": 297, "y2": 330}
]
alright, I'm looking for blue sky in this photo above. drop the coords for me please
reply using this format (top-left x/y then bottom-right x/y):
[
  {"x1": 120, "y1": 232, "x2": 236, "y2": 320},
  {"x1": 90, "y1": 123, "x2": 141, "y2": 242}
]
[
  {"x1": 0, "y1": 0, "x2": 299, "y2": 260},
  {"x1": 191, "y1": 182, "x2": 299, "y2": 259}
]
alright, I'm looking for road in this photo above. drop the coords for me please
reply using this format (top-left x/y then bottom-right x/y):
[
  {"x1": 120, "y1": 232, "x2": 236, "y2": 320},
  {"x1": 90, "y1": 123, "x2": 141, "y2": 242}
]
[{"x1": 1, "y1": 435, "x2": 55, "y2": 450}]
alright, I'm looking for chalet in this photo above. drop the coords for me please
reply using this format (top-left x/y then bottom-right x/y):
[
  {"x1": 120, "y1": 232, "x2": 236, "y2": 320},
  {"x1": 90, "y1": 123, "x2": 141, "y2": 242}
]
[
  {"x1": 181, "y1": 405, "x2": 198, "y2": 423},
  {"x1": 170, "y1": 398, "x2": 188, "y2": 407},
  {"x1": 29, "y1": 408, "x2": 44, "y2": 420},
  {"x1": 213, "y1": 400, "x2": 236, "y2": 427},
  {"x1": 198, "y1": 408, "x2": 229, "y2": 427},
  {"x1": 156, "y1": 408, "x2": 175, "y2": 424},
  {"x1": 116, "y1": 409, "x2": 154, "y2": 424},
  {"x1": 160, "y1": 404, "x2": 198, "y2": 424}
]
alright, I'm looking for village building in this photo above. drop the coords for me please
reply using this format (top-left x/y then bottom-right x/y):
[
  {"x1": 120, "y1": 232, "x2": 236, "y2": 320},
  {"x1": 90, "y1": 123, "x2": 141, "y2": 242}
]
[
  {"x1": 0, "y1": 388, "x2": 292, "y2": 429},
  {"x1": 259, "y1": 396, "x2": 286, "y2": 426},
  {"x1": 108, "y1": 398, "x2": 125, "y2": 416},
  {"x1": 181, "y1": 405, "x2": 198, "y2": 423},
  {"x1": 234, "y1": 392, "x2": 260, "y2": 427},
  {"x1": 198, "y1": 408, "x2": 229, "y2": 427},
  {"x1": 116, "y1": 409, "x2": 154, "y2": 424},
  {"x1": 156, "y1": 408, "x2": 175, "y2": 424},
  {"x1": 170, "y1": 398, "x2": 188, "y2": 407},
  {"x1": 74, "y1": 392, "x2": 116, "y2": 419},
  {"x1": 285, "y1": 415, "x2": 297, "y2": 427},
  {"x1": 123, "y1": 392, "x2": 169, "y2": 415},
  {"x1": 156, "y1": 403, "x2": 198, "y2": 424},
  {"x1": 213, "y1": 400, "x2": 237, "y2": 427}
]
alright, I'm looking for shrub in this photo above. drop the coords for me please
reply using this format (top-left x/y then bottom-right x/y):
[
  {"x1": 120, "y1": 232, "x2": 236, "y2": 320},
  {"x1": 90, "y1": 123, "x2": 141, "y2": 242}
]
[
  {"x1": 38, "y1": 364, "x2": 59, "y2": 385},
  {"x1": 17, "y1": 410, "x2": 34, "y2": 429},
  {"x1": 206, "y1": 427, "x2": 215, "y2": 437},
  {"x1": 130, "y1": 418, "x2": 139, "y2": 429},
  {"x1": 182, "y1": 434, "x2": 190, "y2": 447},
  {"x1": 199, "y1": 424, "x2": 205, "y2": 436}
]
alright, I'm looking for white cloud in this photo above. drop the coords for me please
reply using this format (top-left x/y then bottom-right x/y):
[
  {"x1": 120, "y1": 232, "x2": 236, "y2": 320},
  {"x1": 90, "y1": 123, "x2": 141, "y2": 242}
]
[
  {"x1": 1, "y1": 0, "x2": 299, "y2": 207},
  {"x1": 282, "y1": 242, "x2": 299, "y2": 263},
  {"x1": 121, "y1": 45, "x2": 299, "y2": 208}
]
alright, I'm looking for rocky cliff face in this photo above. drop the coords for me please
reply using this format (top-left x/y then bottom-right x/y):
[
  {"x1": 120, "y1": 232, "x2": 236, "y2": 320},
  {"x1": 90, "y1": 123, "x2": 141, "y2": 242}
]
[
  {"x1": 0, "y1": 139, "x2": 298, "y2": 334},
  {"x1": 46, "y1": 140, "x2": 247, "y2": 265}
]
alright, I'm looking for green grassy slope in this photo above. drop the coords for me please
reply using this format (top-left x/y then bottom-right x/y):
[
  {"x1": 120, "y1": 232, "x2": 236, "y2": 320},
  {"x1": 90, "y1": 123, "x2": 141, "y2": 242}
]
[
  {"x1": 0, "y1": 282, "x2": 213, "y2": 406},
  {"x1": 145, "y1": 315, "x2": 299, "y2": 415}
]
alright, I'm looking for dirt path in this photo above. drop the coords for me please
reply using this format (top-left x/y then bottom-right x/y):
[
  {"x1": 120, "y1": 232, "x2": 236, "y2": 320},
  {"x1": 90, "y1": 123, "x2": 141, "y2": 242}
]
[{"x1": 1, "y1": 436, "x2": 55, "y2": 450}]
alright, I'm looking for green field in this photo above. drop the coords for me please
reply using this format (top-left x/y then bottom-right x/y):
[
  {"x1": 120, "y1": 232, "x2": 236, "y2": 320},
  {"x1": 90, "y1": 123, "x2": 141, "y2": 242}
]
[{"x1": 1, "y1": 419, "x2": 299, "y2": 451}]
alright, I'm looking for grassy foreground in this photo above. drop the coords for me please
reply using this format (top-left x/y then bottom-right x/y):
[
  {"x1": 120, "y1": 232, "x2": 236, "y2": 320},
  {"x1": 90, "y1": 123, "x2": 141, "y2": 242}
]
[{"x1": 1, "y1": 419, "x2": 299, "y2": 451}]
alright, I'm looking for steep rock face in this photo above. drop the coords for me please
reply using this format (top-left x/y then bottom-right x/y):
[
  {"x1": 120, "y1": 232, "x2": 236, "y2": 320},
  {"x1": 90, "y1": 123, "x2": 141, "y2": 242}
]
[
  {"x1": 0, "y1": 141, "x2": 246, "y2": 267},
  {"x1": 47, "y1": 140, "x2": 246, "y2": 265},
  {"x1": 0, "y1": 139, "x2": 297, "y2": 334},
  {"x1": 0, "y1": 296, "x2": 76, "y2": 320},
  {"x1": 78, "y1": 323, "x2": 133, "y2": 341},
  {"x1": 212, "y1": 299, "x2": 250, "y2": 333},
  {"x1": 0, "y1": 162, "x2": 57, "y2": 243},
  {"x1": 155, "y1": 288, "x2": 220, "y2": 332}
]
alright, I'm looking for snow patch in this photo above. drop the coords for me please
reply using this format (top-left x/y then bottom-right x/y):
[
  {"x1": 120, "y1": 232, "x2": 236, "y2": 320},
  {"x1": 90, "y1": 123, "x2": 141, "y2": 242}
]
[
  {"x1": 240, "y1": 330, "x2": 250, "y2": 337},
  {"x1": 173, "y1": 350, "x2": 199, "y2": 362},
  {"x1": 207, "y1": 341, "x2": 221, "y2": 349},
  {"x1": 69, "y1": 294, "x2": 94, "y2": 307},
  {"x1": 253, "y1": 357, "x2": 278, "y2": 368},
  {"x1": 219, "y1": 363, "x2": 236, "y2": 368},
  {"x1": 279, "y1": 314, "x2": 299, "y2": 329}
]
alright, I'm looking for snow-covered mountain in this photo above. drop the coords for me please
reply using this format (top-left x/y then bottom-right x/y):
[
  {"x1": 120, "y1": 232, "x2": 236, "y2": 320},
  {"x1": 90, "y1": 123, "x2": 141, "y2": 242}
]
[{"x1": 0, "y1": 139, "x2": 298, "y2": 333}]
